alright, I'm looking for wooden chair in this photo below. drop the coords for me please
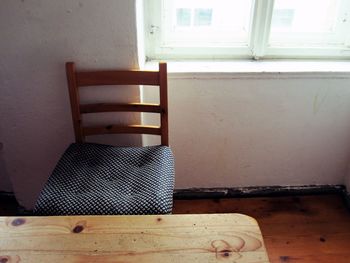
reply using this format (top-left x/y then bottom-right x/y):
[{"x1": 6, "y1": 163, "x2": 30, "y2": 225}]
[
  {"x1": 67, "y1": 62, "x2": 169, "y2": 146},
  {"x1": 34, "y1": 62, "x2": 175, "y2": 216}
]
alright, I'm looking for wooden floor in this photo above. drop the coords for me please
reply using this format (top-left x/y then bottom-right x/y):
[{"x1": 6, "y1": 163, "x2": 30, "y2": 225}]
[
  {"x1": 1, "y1": 194, "x2": 349, "y2": 262},
  {"x1": 173, "y1": 194, "x2": 350, "y2": 263}
]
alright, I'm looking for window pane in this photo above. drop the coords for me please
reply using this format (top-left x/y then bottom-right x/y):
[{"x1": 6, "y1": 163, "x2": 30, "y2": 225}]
[
  {"x1": 194, "y1": 8, "x2": 213, "y2": 26},
  {"x1": 176, "y1": 8, "x2": 191, "y2": 27},
  {"x1": 269, "y1": 0, "x2": 348, "y2": 48},
  {"x1": 271, "y1": 0, "x2": 338, "y2": 33},
  {"x1": 162, "y1": 0, "x2": 254, "y2": 47},
  {"x1": 272, "y1": 9, "x2": 295, "y2": 28}
]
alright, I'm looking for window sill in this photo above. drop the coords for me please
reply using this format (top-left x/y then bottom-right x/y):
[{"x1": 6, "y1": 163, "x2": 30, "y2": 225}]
[{"x1": 143, "y1": 60, "x2": 350, "y2": 79}]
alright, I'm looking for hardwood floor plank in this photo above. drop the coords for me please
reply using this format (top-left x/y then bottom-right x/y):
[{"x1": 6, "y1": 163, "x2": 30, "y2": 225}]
[{"x1": 173, "y1": 194, "x2": 350, "y2": 263}]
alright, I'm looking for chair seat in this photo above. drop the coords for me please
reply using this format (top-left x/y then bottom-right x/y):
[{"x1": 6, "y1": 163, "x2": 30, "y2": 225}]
[{"x1": 34, "y1": 143, "x2": 175, "y2": 216}]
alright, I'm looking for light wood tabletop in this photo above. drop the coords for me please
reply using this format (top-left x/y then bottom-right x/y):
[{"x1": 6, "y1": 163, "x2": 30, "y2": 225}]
[{"x1": 0, "y1": 213, "x2": 269, "y2": 263}]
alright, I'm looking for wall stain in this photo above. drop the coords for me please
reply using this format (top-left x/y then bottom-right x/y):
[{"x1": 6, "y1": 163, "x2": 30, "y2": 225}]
[{"x1": 313, "y1": 87, "x2": 330, "y2": 115}]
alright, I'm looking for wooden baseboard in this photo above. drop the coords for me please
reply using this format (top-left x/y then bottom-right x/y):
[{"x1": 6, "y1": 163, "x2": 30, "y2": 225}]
[
  {"x1": 0, "y1": 191, "x2": 15, "y2": 198},
  {"x1": 174, "y1": 184, "x2": 347, "y2": 198},
  {"x1": 1, "y1": 185, "x2": 350, "y2": 214},
  {"x1": 0, "y1": 191, "x2": 31, "y2": 216},
  {"x1": 174, "y1": 184, "x2": 350, "y2": 211},
  {"x1": 174, "y1": 185, "x2": 350, "y2": 211},
  {"x1": 0, "y1": 191, "x2": 16, "y2": 200},
  {"x1": 344, "y1": 191, "x2": 350, "y2": 209}
]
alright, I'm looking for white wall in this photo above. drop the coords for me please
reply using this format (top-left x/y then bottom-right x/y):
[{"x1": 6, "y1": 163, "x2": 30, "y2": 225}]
[
  {"x1": 0, "y1": 0, "x2": 141, "y2": 208},
  {"x1": 144, "y1": 72, "x2": 350, "y2": 189},
  {"x1": 0, "y1": 142, "x2": 13, "y2": 192}
]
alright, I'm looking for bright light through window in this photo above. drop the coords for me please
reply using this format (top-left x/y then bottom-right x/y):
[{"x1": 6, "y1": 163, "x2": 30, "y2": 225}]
[
  {"x1": 162, "y1": 0, "x2": 253, "y2": 47},
  {"x1": 144, "y1": 0, "x2": 350, "y2": 59},
  {"x1": 268, "y1": 0, "x2": 348, "y2": 49},
  {"x1": 271, "y1": 0, "x2": 339, "y2": 33}
]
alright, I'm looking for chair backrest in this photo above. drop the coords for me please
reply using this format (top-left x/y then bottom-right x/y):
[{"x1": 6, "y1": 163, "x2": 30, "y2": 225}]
[{"x1": 66, "y1": 62, "x2": 169, "y2": 146}]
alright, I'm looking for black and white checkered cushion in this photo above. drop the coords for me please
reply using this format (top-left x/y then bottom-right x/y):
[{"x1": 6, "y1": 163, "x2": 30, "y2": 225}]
[{"x1": 34, "y1": 143, "x2": 175, "y2": 215}]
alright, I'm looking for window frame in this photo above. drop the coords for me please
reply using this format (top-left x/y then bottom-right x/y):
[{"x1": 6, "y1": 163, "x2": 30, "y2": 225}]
[{"x1": 144, "y1": 0, "x2": 350, "y2": 60}]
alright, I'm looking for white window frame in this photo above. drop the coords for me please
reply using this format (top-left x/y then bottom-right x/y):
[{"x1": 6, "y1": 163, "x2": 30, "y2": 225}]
[{"x1": 144, "y1": 0, "x2": 350, "y2": 60}]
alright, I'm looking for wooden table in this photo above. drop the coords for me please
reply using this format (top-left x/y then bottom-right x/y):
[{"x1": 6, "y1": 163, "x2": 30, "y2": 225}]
[{"x1": 0, "y1": 214, "x2": 269, "y2": 262}]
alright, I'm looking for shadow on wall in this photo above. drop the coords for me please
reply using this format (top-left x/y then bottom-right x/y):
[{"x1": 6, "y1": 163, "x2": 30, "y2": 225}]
[{"x1": 0, "y1": 143, "x2": 13, "y2": 192}]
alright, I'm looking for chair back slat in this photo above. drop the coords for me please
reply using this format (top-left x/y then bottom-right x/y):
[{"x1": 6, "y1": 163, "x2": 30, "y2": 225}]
[
  {"x1": 66, "y1": 62, "x2": 169, "y2": 145},
  {"x1": 83, "y1": 125, "x2": 162, "y2": 136},
  {"x1": 80, "y1": 103, "x2": 162, "y2": 114},
  {"x1": 76, "y1": 71, "x2": 160, "y2": 86}
]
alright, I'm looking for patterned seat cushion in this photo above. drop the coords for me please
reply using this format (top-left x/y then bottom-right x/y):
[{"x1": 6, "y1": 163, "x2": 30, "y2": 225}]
[{"x1": 34, "y1": 143, "x2": 175, "y2": 215}]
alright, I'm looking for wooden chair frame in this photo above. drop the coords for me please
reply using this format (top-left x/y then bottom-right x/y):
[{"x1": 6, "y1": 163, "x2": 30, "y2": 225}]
[{"x1": 66, "y1": 62, "x2": 169, "y2": 146}]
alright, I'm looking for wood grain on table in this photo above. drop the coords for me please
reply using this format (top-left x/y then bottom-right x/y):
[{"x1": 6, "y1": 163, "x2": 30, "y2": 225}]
[{"x1": 0, "y1": 214, "x2": 269, "y2": 263}]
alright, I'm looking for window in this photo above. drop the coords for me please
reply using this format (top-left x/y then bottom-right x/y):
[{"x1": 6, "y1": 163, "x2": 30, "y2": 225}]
[{"x1": 144, "y1": 0, "x2": 350, "y2": 60}]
